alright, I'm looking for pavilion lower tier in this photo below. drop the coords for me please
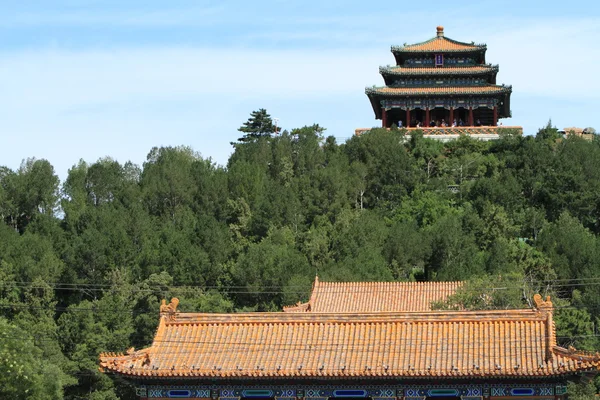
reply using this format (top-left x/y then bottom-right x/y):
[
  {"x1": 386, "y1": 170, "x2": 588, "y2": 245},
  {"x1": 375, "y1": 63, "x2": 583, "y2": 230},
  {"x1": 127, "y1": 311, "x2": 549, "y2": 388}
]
[
  {"x1": 378, "y1": 97, "x2": 509, "y2": 128},
  {"x1": 134, "y1": 382, "x2": 567, "y2": 400},
  {"x1": 382, "y1": 106, "x2": 500, "y2": 128}
]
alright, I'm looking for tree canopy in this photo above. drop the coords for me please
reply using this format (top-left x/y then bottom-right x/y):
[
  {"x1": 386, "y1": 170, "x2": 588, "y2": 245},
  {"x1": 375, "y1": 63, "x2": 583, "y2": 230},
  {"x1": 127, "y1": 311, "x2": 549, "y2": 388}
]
[
  {"x1": 236, "y1": 108, "x2": 280, "y2": 143},
  {"x1": 1, "y1": 116, "x2": 600, "y2": 398}
]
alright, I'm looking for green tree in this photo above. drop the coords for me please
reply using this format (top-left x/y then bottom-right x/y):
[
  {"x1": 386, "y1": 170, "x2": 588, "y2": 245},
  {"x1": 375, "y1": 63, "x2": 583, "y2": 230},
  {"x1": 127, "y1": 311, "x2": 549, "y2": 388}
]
[
  {"x1": 0, "y1": 318, "x2": 75, "y2": 399},
  {"x1": 236, "y1": 108, "x2": 279, "y2": 143},
  {"x1": 567, "y1": 381, "x2": 597, "y2": 400},
  {"x1": 141, "y1": 146, "x2": 198, "y2": 221},
  {"x1": 535, "y1": 119, "x2": 562, "y2": 141}
]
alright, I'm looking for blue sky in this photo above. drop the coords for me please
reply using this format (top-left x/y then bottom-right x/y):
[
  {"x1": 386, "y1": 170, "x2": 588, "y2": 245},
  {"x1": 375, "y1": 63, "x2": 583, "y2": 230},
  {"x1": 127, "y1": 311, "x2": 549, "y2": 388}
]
[{"x1": 1, "y1": 1, "x2": 599, "y2": 180}]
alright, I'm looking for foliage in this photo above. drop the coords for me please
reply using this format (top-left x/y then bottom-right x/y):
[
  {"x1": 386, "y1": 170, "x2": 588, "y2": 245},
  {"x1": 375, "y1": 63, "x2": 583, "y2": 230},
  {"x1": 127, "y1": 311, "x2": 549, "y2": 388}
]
[
  {"x1": 2, "y1": 117, "x2": 600, "y2": 397},
  {"x1": 236, "y1": 108, "x2": 280, "y2": 143},
  {"x1": 567, "y1": 381, "x2": 597, "y2": 400},
  {"x1": 0, "y1": 318, "x2": 75, "y2": 399}
]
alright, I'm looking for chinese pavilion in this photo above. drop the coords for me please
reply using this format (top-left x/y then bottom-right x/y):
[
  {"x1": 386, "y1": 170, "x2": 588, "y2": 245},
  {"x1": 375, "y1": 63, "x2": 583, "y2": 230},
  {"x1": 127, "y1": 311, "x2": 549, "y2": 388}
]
[
  {"x1": 364, "y1": 27, "x2": 515, "y2": 134},
  {"x1": 100, "y1": 280, "x2": 599, "y2": 400}
]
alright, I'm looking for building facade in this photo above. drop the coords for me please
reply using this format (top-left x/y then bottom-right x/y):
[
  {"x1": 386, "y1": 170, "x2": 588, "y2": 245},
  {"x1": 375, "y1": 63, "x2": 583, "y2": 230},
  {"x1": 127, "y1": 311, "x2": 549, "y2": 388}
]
[
  {"x1": 365, "y1": 27, "x2": 513, "y2": 131},
  {"x1": 100, "y1": 282, "x2": 598, "y2": 400}
]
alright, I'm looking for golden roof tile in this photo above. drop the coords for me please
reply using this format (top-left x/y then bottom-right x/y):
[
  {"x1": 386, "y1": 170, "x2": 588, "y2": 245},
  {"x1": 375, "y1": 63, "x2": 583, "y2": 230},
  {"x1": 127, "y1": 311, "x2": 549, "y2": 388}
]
[
  {"x1": 381, "y1": 65, "x2": 498, "y2": 76},
  {"x1": 392, "y1": 27, "x2": 485, "y2": 53},
  {"x1": 284, "y1": 278, "x2": 462, "y2": 313},
  {"x1": 99, "y1": 297, "x2": 600, "y2": 379},
  {"x1": 366, "y1": 85, "x2": 511, "y2": 96}
]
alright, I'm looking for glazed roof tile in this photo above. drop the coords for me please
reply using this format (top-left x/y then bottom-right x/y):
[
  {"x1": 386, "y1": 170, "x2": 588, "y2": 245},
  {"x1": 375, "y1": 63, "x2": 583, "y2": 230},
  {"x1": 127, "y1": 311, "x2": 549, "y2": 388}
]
[
  {"x1": 380, "y1": 65, "x2": 498, "y2": 76},
  {"x1": 366, "y1": 85, "x2": 511, "y2": 97},
  {"x1": 283, "y1": 279, "x2": 461, "y2": 313},
  {"x1": 392, "y1": 28, "x2": 485, "y2": 53},
  {"x1": 99, "y1": 296, "x2": 600, "y2": 379}
]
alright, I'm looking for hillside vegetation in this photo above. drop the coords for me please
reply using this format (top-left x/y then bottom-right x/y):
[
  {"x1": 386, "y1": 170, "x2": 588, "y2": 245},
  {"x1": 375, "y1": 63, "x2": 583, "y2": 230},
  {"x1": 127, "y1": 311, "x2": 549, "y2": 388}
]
[{"x1": 1, "y1": 115, "x2": 600, "y2": 398}]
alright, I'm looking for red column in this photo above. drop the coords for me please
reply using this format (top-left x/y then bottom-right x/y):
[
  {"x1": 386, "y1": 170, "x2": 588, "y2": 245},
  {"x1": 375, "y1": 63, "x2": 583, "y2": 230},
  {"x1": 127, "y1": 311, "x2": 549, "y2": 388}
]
[
  {"x1": 493, "y1": 105, "x2": 498, "y2": 126},
  {"x1": 449, "y1": 107, "x2": 454, "y2": 126},
  {"x1": 425, "y1": 108, "x2": 430, "y2": 127},
  {"x1": 468, "y1": 107, "x2": 474, "y2": 126},
  {"x1": 406, "y1": 109, "x2": 411, "y2": 127},
  {"x1": 382, "y1": 108, "x2": 387, "y2": 128}
]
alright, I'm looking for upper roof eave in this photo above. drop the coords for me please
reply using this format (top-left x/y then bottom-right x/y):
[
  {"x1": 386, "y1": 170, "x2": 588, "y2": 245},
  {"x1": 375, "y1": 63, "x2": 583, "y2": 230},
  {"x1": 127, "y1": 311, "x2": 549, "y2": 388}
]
[
  {"x1": 391, "y1": 37, "x2": 486, "y2": 54},
  {"x1": 365, "y1": 85, "x2": 512, "y2": 97}
]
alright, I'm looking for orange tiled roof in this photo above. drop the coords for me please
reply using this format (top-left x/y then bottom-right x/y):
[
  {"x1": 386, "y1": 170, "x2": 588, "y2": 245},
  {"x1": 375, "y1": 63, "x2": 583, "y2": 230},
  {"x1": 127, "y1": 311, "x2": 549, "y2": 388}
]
[
  {"x1": 366, "y1": 85, "x2": 511, "y2": 97},
  {"x1": 392, "y1": 27, "x2": 485, "y2": 53},
  {"x1": 381, "y1": 65, "x2": 498, "y2": 76},
  {"x1": 99, "y1": 295, "x2": 600, "y2": 379},
  {"x1": 283, "y1": 278, "x2": 462, "y2": 312}
]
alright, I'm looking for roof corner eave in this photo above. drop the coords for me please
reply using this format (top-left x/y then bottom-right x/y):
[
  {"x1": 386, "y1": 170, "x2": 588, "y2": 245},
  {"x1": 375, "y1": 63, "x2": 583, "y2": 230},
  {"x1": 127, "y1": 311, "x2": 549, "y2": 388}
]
[{"x1": 365, "y1": 89, "x2": 383, "y2": 119}]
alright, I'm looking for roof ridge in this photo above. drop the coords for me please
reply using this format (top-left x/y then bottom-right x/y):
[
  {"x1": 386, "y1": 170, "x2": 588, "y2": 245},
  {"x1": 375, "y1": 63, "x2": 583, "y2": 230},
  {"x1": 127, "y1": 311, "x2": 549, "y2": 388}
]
[
  {"x1": 168, "y1": 308, "x2": 546, "y2": 325},
  {"x1": 392, "y1": 36, "x2": 486, "y2": 52}
]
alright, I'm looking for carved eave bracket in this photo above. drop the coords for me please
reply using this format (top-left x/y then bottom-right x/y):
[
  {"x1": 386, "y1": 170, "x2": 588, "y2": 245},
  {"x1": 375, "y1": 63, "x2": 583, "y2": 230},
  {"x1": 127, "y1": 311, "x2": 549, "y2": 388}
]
[{"x1": 160, "y1": 298, "x2": 180, "y2": 321}]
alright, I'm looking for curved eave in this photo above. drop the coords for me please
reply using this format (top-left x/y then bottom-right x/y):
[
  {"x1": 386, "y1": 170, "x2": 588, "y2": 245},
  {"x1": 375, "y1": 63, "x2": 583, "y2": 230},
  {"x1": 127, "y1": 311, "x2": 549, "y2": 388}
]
[
  {"x1": 99, "y1": 356, "x2": 599, "y2": 380},
  {"x1": 365, "y1": 86, "x2": 512, "y2": 119},
  {"x1": 366, "y1": 92, "x2": 383, "y2": 119},
  {"x1": 391, "y1": 43, "x2": 487, "y2": 54},
  {"x1": 366, "y1": 85, "x2": 512, "y2": 97},
  {"x1": 380, "y1": 65, "x2": 499, "y2": 86}
]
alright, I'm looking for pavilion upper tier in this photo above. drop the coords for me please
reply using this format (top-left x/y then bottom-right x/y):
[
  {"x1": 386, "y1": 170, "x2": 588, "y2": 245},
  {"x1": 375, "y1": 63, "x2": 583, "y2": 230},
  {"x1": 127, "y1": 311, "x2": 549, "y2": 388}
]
[{"x1": 391, "y1": 26, "x2": 487, "y2": 64}]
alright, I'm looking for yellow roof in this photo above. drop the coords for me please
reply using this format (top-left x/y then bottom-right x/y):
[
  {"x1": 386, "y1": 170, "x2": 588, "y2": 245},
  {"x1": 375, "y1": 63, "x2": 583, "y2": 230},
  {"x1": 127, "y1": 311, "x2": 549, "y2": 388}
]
[
  {"x1": 283, "y1": 278, "x2": 462, "y2": 312},
  {"x1": 393, "y1": 27, "x2": 485, "y2": 53},
  {"x1": 99, "y1": 295, "x2": 600, "y2": 379}
]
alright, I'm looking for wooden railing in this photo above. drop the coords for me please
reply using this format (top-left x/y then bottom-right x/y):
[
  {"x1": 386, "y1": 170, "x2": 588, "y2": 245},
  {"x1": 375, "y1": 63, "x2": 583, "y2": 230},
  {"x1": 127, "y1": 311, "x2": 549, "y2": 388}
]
[{"x1": 354, "y1": 126, "x2": 523, "y2": 136}]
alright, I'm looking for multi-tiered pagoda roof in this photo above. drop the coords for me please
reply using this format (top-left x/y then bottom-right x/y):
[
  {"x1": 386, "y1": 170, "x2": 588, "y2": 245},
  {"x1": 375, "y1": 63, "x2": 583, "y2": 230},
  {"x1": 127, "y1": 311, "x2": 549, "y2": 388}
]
[{"x1": 365, "y1": 27, "x2": 514, "y2": 134}]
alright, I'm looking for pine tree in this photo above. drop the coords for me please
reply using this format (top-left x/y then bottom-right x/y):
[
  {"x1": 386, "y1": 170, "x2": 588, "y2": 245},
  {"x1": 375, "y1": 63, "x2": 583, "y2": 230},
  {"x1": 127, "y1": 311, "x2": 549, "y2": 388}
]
[{"x1": 236, "y1": 109, "x2": 279, "y2": 143}]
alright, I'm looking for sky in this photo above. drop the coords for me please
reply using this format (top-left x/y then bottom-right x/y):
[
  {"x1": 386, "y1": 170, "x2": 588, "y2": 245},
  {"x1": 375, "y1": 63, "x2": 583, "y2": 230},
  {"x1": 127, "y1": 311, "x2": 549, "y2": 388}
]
[{"x1": 1, "y1": 0, "x2": 599, "y2": 181}]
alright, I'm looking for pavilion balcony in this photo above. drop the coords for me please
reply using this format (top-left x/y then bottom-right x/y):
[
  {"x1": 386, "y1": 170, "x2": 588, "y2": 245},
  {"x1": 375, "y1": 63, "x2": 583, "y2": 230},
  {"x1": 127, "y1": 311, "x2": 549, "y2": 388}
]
[{"x1": 354, "y1": 125, "x2": 523, "y2": 141}]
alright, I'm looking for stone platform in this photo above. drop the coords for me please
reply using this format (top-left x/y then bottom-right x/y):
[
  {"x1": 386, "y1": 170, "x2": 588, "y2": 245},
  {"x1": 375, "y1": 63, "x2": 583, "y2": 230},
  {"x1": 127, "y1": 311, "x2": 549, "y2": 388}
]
[{"x1": 354, "y1": 126, "x2": 523, "y2": 141}]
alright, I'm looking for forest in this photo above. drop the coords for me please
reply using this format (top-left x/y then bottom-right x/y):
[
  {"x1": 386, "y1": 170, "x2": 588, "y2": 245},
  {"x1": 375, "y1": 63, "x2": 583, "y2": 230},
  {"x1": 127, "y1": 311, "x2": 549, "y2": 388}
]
[{"x1": 2, "y1": 110, "x2": 600, "y2": 399}]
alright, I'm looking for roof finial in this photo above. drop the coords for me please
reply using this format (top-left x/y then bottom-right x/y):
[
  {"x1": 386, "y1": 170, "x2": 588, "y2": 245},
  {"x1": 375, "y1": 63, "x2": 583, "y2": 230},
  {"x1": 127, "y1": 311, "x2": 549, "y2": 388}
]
[
  {"x1": 160, "y1": 298, "x2": 180, "y2": 321},
  {"x1": 437, "y1": 26, "x2": 444, "y2": 37},
  {"x1": 533, "y1": 294, "x2": 553, "y2": 311}
]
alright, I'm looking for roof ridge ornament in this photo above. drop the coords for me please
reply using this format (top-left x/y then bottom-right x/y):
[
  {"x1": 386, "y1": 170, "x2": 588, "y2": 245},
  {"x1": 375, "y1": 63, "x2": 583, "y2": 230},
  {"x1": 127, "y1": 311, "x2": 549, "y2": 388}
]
[
  {"x1": 436, "y1": 26, "x2": 444, "y2": 38},
  {"x1": 160, "y1": 298, "x2": 180, "y2": 320},
  {"x1": 533, "y1": 294, "x2": 553, "y2": 311}
]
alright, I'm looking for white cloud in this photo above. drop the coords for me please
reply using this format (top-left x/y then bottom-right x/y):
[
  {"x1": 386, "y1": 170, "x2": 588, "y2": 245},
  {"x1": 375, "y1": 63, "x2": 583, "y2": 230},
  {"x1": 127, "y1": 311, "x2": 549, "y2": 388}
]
[
  {"x1": 1, "y1": 16, "x2": 599, "y2": 180},
  {"x1": 484, "y1": 21, "x2": 600, "y2": 98},
  {"x1": 0, "y1": 5, "x2": 227, "y2": 28}
]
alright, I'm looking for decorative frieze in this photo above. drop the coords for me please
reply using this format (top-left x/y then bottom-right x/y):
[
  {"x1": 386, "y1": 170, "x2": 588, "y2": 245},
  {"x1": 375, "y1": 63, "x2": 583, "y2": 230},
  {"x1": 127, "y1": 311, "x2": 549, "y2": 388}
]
[
  {"x1": 393, "y1": 77, "x2": 487, "y2": 87},
  {"x1": 381, "y1": 97, "x2": 498, "y2": 110},
  {"x1": 138, "y1": 384, "x2": 556, "y2": 399},
  {"x1": 405, "y1": 57, "x2": 476, "y2": 66}
]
